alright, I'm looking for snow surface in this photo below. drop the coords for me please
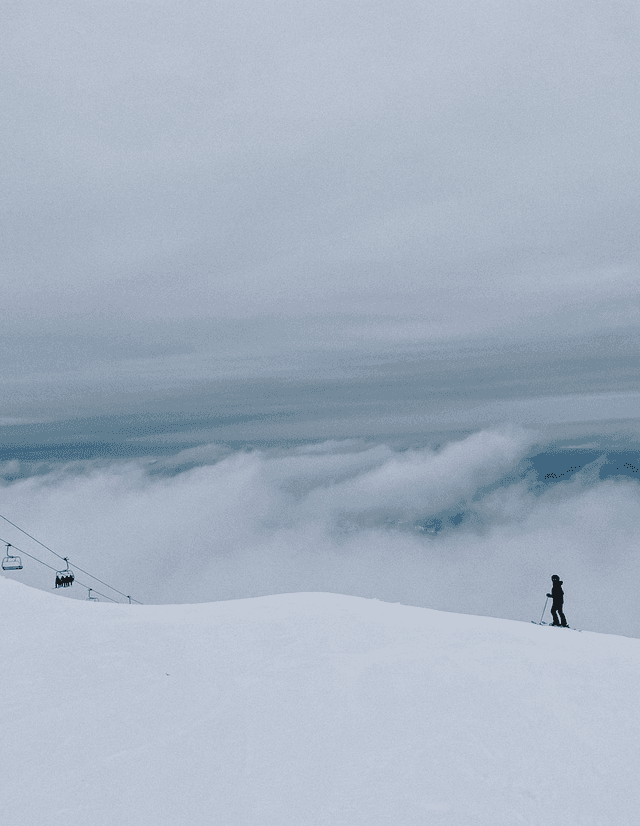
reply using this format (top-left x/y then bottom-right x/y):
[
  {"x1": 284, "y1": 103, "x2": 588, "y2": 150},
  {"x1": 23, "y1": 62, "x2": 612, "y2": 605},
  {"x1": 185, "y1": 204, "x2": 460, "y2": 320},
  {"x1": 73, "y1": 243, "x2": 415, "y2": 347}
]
[{"x1": 2, "y1": 578, "x2": 640, "y2": 825}]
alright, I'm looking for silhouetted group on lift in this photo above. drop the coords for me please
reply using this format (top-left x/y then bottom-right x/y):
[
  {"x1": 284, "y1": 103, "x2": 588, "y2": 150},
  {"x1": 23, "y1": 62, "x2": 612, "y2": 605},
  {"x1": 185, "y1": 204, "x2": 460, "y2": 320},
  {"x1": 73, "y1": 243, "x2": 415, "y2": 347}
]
[
  {"x1": 547, "y1": 574, "x2": 568, "y2": 627},
  {"x1": 54, "y1": 558, "x2": 75, "y2": 589}
]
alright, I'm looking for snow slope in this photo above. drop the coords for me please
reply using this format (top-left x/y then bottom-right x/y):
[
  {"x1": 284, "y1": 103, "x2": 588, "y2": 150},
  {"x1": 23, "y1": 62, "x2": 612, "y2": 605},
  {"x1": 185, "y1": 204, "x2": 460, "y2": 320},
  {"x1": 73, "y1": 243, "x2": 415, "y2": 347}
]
[{"x1": 2, "y1": 578, "x2": 639, "y2": 825}]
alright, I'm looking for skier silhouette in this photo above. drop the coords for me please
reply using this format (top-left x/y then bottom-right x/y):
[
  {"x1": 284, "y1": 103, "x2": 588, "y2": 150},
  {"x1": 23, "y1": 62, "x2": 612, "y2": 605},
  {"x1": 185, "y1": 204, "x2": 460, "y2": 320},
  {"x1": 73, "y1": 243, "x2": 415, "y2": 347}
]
[{"x1": 547, "y1": 575, "x2": 567, "y2": 627}]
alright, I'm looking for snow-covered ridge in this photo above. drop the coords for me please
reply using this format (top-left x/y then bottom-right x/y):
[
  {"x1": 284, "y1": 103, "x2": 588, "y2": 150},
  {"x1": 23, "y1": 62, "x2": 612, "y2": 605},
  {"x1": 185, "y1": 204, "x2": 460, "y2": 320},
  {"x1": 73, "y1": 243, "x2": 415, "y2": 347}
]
[{"x1": 2, "y1": 578, "x2": 639, "y2": 825}]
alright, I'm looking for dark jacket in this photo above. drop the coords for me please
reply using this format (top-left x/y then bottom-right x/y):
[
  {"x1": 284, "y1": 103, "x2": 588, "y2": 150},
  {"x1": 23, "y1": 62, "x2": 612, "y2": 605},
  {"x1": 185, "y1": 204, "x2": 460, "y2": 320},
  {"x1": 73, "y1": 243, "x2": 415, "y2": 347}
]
[{"x1": 548, "y1": 580, "x2": 564, "y2": 606}]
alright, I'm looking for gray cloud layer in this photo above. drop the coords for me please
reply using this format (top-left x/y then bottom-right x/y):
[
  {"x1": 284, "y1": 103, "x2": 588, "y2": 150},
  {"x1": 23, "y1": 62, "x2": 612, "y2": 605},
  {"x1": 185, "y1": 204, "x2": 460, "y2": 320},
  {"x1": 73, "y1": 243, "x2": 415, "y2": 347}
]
[{"x1": 3, "y1": 1, "x2": 639, "y2": 337}]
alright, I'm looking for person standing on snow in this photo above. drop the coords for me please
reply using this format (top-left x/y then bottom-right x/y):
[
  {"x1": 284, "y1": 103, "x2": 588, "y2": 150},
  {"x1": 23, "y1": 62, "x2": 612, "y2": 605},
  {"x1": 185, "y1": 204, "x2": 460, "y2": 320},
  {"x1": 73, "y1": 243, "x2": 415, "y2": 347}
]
[{"x1": 547, "y1": 575, "x2": 568, "y2": 627}]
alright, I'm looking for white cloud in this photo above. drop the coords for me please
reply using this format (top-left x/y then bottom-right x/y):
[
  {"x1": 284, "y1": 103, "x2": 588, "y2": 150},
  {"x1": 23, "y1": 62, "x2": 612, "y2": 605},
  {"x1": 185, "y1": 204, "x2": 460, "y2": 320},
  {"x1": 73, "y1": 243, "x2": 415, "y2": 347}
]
[{"x1": 2, "y1": 428, "x2": 640, "y2": 637}]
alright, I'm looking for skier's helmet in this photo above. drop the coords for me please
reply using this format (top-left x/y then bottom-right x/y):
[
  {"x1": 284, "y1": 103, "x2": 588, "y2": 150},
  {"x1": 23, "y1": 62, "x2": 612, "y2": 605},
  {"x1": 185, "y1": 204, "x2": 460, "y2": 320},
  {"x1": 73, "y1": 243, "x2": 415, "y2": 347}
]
[{"x1": 551, "y1": 574, "x2": 560, "y2": 581}]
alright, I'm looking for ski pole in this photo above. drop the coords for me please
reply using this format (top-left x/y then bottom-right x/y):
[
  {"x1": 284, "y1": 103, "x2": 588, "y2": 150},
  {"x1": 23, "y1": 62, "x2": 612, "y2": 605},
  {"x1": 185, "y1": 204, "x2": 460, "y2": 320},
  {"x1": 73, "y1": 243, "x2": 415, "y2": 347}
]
[{"x1": 539, "y1": 596, "x2": 549, "y2": 624}]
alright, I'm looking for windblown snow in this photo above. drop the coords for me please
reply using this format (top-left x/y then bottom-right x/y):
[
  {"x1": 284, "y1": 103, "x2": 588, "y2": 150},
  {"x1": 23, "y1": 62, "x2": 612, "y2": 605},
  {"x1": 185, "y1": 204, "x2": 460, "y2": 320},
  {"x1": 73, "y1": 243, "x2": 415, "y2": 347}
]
[{"x1": 2, "y1": 578, "x2": 639, "y2": 825}]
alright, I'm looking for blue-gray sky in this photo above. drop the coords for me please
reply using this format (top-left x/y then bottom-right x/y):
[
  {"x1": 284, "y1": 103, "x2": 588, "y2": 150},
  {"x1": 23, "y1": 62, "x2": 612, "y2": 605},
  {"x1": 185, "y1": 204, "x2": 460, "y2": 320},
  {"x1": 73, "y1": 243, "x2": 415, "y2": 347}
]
[
  {"x1": 2, "y1": 2, "x2": 640, "y2": 631},
  {"x1": 3, "y1": 1, "x2": 639, "y2": 347}
]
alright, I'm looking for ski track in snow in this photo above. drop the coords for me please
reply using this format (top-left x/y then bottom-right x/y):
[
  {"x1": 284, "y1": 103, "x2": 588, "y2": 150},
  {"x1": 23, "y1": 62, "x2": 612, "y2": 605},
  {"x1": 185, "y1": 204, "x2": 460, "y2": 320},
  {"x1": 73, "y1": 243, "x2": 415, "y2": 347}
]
[{"x1": 2, "y1": 578, "x2": 640, "y2": 825}]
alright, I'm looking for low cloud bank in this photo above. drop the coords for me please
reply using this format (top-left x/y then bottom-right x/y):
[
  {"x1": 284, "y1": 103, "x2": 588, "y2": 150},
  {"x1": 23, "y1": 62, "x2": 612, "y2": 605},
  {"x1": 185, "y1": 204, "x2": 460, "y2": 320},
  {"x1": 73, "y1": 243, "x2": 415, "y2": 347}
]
[{"x1": 1, "y1": 427, "x2": 639, "y2": 637}]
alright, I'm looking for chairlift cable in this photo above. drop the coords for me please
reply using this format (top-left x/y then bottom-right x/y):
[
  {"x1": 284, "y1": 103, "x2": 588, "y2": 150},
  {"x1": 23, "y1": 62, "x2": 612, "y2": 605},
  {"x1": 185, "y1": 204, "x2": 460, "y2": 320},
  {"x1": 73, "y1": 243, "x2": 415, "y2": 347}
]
[
  {"x1": 0, "y1": 536, "x2": 121, "y2": 602},
  {"x1": 0, "y1": 512, "x2": 143, "y2": 604},
  {"x1": 0, "y1": 540, "x2": 120, "y2": 603},
  {"x1": 0, "y1": 536, "x2": 60, "y2": 575},
  {"x1": 67, "y1": 561, "x2": 140, "y2": 603},
  {"x1": 0, "y1": 528, "x2": 142, "y2": 605},
  {"x1": 0, "y1": 512, "x2": 67, "y2": 561}
]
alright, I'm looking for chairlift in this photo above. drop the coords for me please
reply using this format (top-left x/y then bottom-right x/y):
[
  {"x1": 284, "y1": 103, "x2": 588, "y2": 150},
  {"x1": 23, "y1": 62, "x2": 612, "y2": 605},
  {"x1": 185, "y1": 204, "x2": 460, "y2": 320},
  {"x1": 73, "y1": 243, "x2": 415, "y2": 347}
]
[
  {"x1": 55, "y1": 557, "x2": 75, "y2": 588},
  {"x1": 86, "y1": 588, "x2": 99, "y2": 602},
  {"x1": 2, "y1": 543, "x2": 23, "y2": 571}
]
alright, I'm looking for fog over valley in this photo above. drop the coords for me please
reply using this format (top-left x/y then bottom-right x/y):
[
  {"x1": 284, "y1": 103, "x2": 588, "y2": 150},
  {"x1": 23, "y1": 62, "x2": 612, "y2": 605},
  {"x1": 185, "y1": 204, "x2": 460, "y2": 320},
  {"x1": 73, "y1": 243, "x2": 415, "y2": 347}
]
[{"x1": 1, "y1": 423, "x2": 639, "y2": 638}]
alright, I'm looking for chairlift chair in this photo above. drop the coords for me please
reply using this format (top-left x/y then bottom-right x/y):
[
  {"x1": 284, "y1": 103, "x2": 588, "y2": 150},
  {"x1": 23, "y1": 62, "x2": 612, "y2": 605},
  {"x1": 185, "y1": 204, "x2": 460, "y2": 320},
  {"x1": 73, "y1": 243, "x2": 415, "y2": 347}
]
[
  {"x1": 86, "y1": 589, "x2": 99, "y2": 602},
  {"x1": 55, "y1": 557, "x2": 75, "y2": 588},
  {"x1": 2, "y1": 543, "x2": 23, "y2": 571}
]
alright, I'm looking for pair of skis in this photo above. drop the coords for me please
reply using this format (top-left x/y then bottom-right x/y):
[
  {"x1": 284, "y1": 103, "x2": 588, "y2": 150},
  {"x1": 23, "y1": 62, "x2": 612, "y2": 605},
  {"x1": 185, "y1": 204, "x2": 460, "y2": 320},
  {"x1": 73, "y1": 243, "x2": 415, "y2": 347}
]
[{"x1": 531, "y1": 620, "x2": 581, "y2": 632}]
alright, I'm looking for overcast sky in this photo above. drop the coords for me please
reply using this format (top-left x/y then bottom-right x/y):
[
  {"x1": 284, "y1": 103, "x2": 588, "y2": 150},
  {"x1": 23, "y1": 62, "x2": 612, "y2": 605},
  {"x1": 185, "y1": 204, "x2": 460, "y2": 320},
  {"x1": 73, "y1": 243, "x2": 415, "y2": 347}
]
[{"x1": 3, "y1": 1, "x2": 639, "y2": 346}]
